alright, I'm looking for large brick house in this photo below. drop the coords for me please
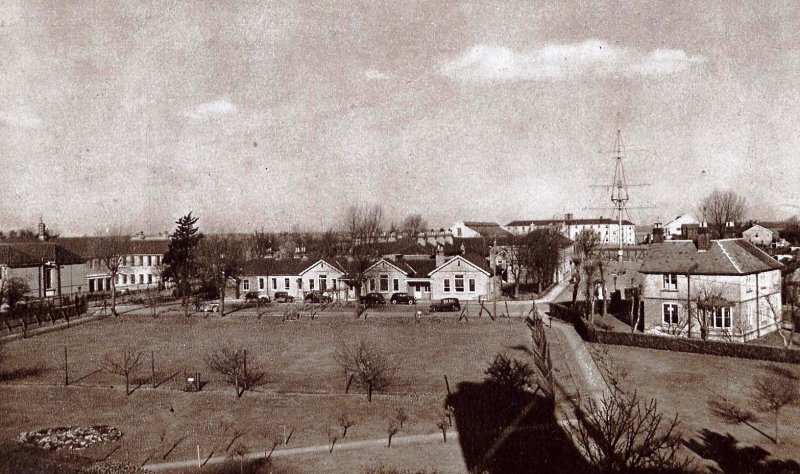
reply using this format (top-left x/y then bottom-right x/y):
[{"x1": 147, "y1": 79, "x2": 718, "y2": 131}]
[{"x1": 639, "y1": 226, "x2": 783, "y2": 342}]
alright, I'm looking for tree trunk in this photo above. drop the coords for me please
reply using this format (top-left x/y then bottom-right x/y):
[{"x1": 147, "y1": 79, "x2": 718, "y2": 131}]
[
  {"x1": 441, "y1": 429, "x2": 447, "y2": 443},
  {"x1": 125, "y1": 373, "x2": 130, "y2": 396},
  {"x1": 387, "y1": 433, "x2": 393, "y2": 448},
  {"x1": 775, "y1": 410, "x2": 779, "y2": 444},
  {"x1": 111, "y1": 277, "x2": 118, "y2": 316},
  {"x1": 368, "y1": 383, "x2": 373, "y2": 403}
]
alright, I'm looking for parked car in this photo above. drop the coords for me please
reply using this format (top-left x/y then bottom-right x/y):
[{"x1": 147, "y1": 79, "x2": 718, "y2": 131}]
[
  {"x1": 201, "y1": 301, "x2": 220, "y2": 313},
  {"x1": 429, "y1": 297, "x2": 461, "y2": 312},
  {"x1": 361, "y1": 292, "x2": 385, "y2": 306},
  {"x1": 273, "y1": 291, "x2": 295, "y2": 303},
  {"x1": 304, "y1": 291, "x2": 333, "y2": 304},
  {"x1": 389, "y1": 292, "x2": 416, "y2": 305},
  {"x1": 244, "y1": 291, "x2": 270, "y2": 302}
]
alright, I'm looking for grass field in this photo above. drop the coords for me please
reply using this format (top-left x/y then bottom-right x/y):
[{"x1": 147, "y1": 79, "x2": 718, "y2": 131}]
[
  {"x1": 0, "y1": 310, "x2": 530, "y2": 472},
  {"x1": 595, "y1": 343, "x2": 800, "y2": 467}
]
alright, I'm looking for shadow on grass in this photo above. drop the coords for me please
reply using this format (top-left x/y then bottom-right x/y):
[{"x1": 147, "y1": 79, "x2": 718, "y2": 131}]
[
  {"x1": 0, "y1": 365, "x2": 48, "y2": 382},
  {"x1": 447, "y1": 381, "x2": 587, "y2": 474},
  {"x1": 69, "y1": 368, "x2": 103, "y2": 385},
  {"x1": 684, "y1": 429, "x2": 800, "y2": 474}
]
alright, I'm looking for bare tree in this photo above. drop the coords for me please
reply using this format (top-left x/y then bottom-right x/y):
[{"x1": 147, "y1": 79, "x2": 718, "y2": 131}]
[
  {"x1": 572, "y1": 229, "x2": 600, "y2": 317},
  {"x1": 436, "y1": 417, "x2": 449, "y2": 443},
  {"x1": 337, "y1": 411, "x2": 356, "y2": 438},
  {"x1": 570, "y1": 387, "x2": 690, "y2": 473},
  {"x1": 334, "y1": 340, "x2": 395, "y2": 402},
  {"x1": 697, "y1": 188, "x2": 748, "y2": 238},
  {"x1": 92, "y1": 234, "x2": 129, "y2": 317},
  {"x1": 692, "y1": 282, "x2": 728, "y2": 341},
  {"x1": 394, "y1": 407, "x2": 408, "y2": 429},
  {"x1": 325, "y1": 427, "x2": 338, "y2": 453},
  {"x1": 763, "y1": 293, "x2": 795, "y2": 348},
  {"x1": 205, "y1": 345, "x2": 267, "y2": 398},
  {"x1": 400, "y1": 213, "x2": 427, "y2": 240},
  {"x1": 522, "y1": 227, "x2": 564, "y2": 293},
  {"x1": 751, "y1": 369, "x2": 800, "y2": 444},
  {"x1": 386, "y1": 420, "x2": 400, "y2": 448},
  {"x1": 101, "y1": 346, "x2": 144, "y2": 395}
]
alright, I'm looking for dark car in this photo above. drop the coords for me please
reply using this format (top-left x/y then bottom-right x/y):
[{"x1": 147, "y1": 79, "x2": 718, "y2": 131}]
[
  {"x1": 389, "y1": 292, "x2": 416, "y2": 305},
  {"x1": 304, "y1": 291, "x2": 333, "y2": 304},
  {"x1": 430, "y1": 297, "x2": 461, "y2": 312},
  {"x1": 244, "y1": 291, "x2": 270, "y2": 302},
  {"x1": 273, "y1": 291, "x2": 295, "y2": 303},
  {"x1": 361, "y1": 292, "x2": 386, "y2": 306}
]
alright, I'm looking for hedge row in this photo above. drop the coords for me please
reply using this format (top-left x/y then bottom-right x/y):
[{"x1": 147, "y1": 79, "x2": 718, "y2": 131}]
[{"x1": 553, "y1": 303, "x2": 800, "y2": 365}]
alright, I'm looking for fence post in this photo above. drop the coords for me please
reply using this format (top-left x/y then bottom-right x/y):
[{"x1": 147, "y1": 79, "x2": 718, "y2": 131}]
[{"x1": 64, "y1": 346, "x2": 69, "y2": 386}]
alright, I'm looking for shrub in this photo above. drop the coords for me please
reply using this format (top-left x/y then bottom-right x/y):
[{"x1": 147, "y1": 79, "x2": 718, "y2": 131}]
[{"x1": 484, "y1": 353, "x2": 535, "y2": 392}]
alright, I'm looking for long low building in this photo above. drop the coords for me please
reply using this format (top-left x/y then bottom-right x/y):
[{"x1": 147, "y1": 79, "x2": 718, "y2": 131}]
[{"x1": 0, "y1": 242, "x2": 88, "y2": 298}]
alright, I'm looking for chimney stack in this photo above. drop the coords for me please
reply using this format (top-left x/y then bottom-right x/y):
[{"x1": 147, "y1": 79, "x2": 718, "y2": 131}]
[
  {"x1": 697, "y1": 221, "x2": 711, "y2": 251},
  {"x1": 652, "y1": 223, "x2": 664, "y2": 244},
  {"x1": 724, "y1": 221, "x2": 736, "y2": 239},
  {"x1": 564, "y1": 213, "x2": 574, "y2": 222},
  {"x1": 435, "y1": 244, "x2": 445, "y2": 267}
]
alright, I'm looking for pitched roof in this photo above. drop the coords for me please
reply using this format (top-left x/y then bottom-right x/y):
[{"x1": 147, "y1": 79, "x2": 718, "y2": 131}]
[
  {"x1": 56, "y1": 236, "x2": 168, "y2": 258},
  {"x1": 0, "y1": 242, "x2": 86, "y2": 268},
  {"x1": 507, "y1": 218, "x2": 634, "y2": 227},
  {"x1": 462, "y1": 222, "x2": 513, "y2": 239},
  {"x1": 639, "y1": 239, "x2": 784, "y2": 275},
  {"x1": 404, "y1": 258, "x2": 437, "y2": 277},
  {"x1": 427, "y1": 254, "x2": 492, "y2": 276},
  {"x1": 239, "y1": 258, "x2": 315, "y2": 276}
]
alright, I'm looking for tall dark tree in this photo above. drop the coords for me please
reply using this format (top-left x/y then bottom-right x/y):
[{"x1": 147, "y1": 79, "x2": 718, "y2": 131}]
[{"x1": 162, "y1": 213, "x2": 203, "y2": 313}]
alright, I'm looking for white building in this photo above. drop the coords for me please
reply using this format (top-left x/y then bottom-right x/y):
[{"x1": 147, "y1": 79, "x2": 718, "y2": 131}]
[{"x1": 664, "y1": 214, "x2": 698, "y2": 239}]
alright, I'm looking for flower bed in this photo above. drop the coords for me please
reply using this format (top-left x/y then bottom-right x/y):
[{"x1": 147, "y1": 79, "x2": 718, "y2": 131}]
[{"x1": 17, "y1": 425, "x2": 122, "y2": 451}]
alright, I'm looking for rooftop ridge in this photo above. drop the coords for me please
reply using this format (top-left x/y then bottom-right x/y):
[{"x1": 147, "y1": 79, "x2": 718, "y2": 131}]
[{"x1": 716, "y1": 241, "x2": 743, "y2": 274}]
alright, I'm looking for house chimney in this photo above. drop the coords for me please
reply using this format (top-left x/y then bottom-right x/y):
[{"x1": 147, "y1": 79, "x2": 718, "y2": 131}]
[
  {"x1": 697, "y1": 221, "x2": 711, "y2": 251},
  {"x1": 564, "y1": 213, "x2": 574, "y2": 222},
  {"x1": 652, "y1": 223, "x2": 664, "y2": 244},
  {"x1": 435, "y1": 244, "x2": 445, "y2": 267},
  {"x1": 724, "y1": 221, "x2": 736, "y2": 239}
]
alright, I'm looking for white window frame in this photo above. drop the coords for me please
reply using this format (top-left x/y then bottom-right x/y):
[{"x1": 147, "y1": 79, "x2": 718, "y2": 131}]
[
  {"x1": 662, "y1": 303, "x2": 679, "y2": 325},
  {"x1": 259, "y1": 277, "x2": 265, "y2": 290},
  {"x1": 443, "y1": 279, "x2": 451, "y2": 292},
  {"x1": 469, "y1": 278, "x2": 476, "y2": 292},
  {"x1": 663, "y1": 273, "x2": 678, "y2": 291},
  {"x1": 712, "y1": 307, "x2": 732, "y2": 329},
  {"x1": 284, "y1": 278, "x2": 290, "y2": 290},
  {"x1": 392, "y1": 278, "x2": 399, "y2": 292},
  {"x1": 272, "y1": 278, "x2": 277, "y2": 290},
  {"x1": 243, "y1": 280, "x2": 250, "y2": 291},
  {"x1": 379, "y1": 274, "x2": 389, "y2": 292},
  {"x1": 455, "y1": 274, "x2": 464, "y2": 292}
]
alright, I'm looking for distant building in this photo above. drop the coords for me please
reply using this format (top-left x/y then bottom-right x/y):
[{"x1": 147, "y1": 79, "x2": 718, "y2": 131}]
[
  {"x1": 238, "y1": 258, "x2": 349, "y2": 301},
  {"x1": 506, "y1": 214, "x2": 635, "y2": 245},
  {"x1": 639, "y1": 224, "x2": 783, "y2": 342},
  {"x1": 450, "y1": 221, "x2": 512, "y2": 240},
  {"x1": 742, "y1": 224, "x2": 775, "y2": 247},
  {"x1": 664, "y1": 214, "x2": 698, "y2": 239},
  {"x1": 0, "y1": 242, "x2": 87, "y2": 298}
]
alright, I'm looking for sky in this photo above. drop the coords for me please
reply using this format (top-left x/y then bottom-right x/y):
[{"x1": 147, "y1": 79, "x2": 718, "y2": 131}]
[{"x1": 1, "y1": 1, "x2": 799, "y2": 236}]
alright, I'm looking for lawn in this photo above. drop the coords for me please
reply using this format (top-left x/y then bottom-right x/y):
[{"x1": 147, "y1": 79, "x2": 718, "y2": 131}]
[
  {"x1": 0, "y1": 310, "x2": 530, "y2": 471},
  {"x1": 595, "y1": 343, "x2": 800, "y2": 467}
]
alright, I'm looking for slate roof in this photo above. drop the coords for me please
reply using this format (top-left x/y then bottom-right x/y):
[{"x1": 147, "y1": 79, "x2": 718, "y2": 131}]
[
  {"x1": 0, "y1": 242, "x2": 86, "y2": 268},
  {"x1": 239, "y1": 258, "x2": 316, "y2": 276},
  {"x1": 639, "y1": 239, "x2": 784, "y2": 276}
]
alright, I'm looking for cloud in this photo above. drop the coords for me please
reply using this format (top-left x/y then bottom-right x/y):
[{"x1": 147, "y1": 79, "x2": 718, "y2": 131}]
[
  {"x1": 441, "y1": 40, "x2": 706, "y2": 82},
  {"x1": 185, "y1": 99, "x2": 237, "y2": 121},
  {"x1": 364, "y1": 69, "x2": 390, "y2": 81},
  {"x1": 0, "y1": 109, "x2": 42, "y2": 129}
]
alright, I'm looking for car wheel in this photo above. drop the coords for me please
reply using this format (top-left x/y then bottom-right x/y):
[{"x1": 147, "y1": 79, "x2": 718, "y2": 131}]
[
  {"x1": 391, "y1": 300, "x2": 397, "y2": 304},
  {"x1": 407, "y1": 300, "x2": 413, "y2": 305}
]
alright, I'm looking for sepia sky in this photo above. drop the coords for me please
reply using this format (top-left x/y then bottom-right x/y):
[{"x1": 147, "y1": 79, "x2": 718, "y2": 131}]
[{"x1": 1, "y1": 1, "x2": 799, "y2": 236}]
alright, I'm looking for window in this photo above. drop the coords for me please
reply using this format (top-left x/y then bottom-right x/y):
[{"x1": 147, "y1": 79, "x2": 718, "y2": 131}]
[
  {"x1": 369, "y1": 279, "x2": 376, "y2": 291},
  {"x1": 746, "y1": 275, "x2": 755, "y2": 293},
  {"x1": 663, "y1": 274, "x2": 678, "y2": 291},
  {"x1": 122, "y1": 274, "x2": 127, "y2": 284},
  {"x1": 455, "y1": 274, "x2": 464, "y2": 292},
  {"x1": 444, "y1": 279, "x2": 451, "y2": 292},
  {"x1": 139, "y1": 275, "x2": 144, "y2": 284},
  {"x1": 393, "y1": 278, "x2": 399, "y2": 291},
  {"x1": 309, "y1": 279, "x2": 315, "y2": 290},
  {"x1": 259, "y1": 278, "x2": 265, "y2": 290},
  {"x1": 155, "y1": 255, "x2": 161, "y2": 265},
  {"x1": 320, "y1": 275, "x2": 327, "y2": 291},
  {"x1": 272, "y1": 278, "x2": 277, "y2": 290},
  {"x1": 662, "y1": 303, "x2": 679, "y2": 325},
  {"x1": 713, "y1": 307, "x2": 731, "y2": 329},
  {"x1": 469, "y1": 278, "x2": 476, "y2": 292},
  {"x1": 380, "y1": 274, "x2": 389, "y2": 292},
  {"x1": 147, "y1": 274, "x2": 152, "y2": 284},
  {"x1": 284, "y1": 278, "x2": 290, "y2": 290},
  {"x1": 243, "y1": 280, "x2": 250, "y2": 290},
  {"x1": 147, "y1": 255, "x2": 152, "y2": 266}
]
